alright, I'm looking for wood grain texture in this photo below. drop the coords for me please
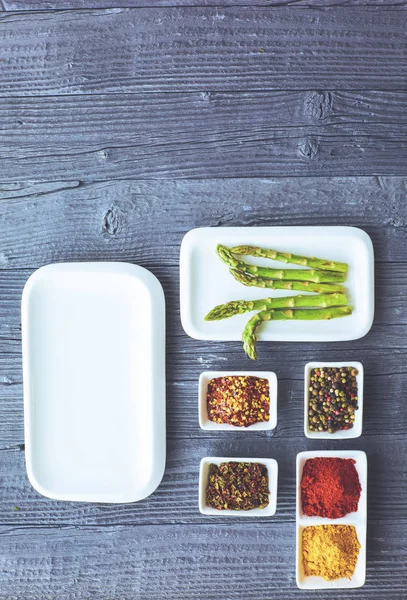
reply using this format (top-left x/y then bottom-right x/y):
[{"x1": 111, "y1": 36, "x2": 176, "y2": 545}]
[
  {"x1": 0, "y1": 427, "x2": 405, "y2": 526},
  {"x1": 0, "y1": 8, "x2": 406, "y2": 95},
  {"x1": 1, "y1": 178, "x2": 407, "y2": 268},
  {"x1": 0, "y1": 0, "x2": 406, "y2": 595},
  {"x1": 1, "y1": 180, "x2": 406, "y2": 596},
  {"x1": 1, "y1": 91, "x2": 406, "y2": 179},
  {"x1": 0, "y1": 177, "x2": 406, "y2": 538},
  {"x1": 0, "y1": 521, "x2": 405, "y2": 600},
  {"x1": 3, "y1": 0, "x2": 407, "y2": 7}
]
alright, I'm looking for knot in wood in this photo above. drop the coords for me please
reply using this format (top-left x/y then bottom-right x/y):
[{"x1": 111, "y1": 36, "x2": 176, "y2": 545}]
[
  {"x1": 389, "y1": 217, "x2": 407, "y2": 229},
  {"x1": 298, "y1": 138, "x2": 319, "y2": 160},
  {"x1": 201, "y1": 91, "x2": 212, "y2": 102},
  {"x1": 103, "y1": 207, "x2": 122, "y2": 236},
  {"x1": 305, "y1": 91, "x2": 332, "y2": 121}
]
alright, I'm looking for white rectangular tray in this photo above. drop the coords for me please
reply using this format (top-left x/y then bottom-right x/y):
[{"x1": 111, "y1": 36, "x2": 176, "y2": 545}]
[
  {"x1": 180, "y1": 226, "x2": 374, "y2": 342},
  {"x1": 296, "y1": 450, "x2": 367, "y2": 589},
  {"x1": 22, "y1": 262, "x2": 166, "y2": 503}
]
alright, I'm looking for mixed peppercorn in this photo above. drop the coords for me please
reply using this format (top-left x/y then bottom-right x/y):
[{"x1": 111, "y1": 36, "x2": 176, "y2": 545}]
[
  {"x1": 206, "y1": 461, "x2": 269, "y2": 510},
  {"x1": 308, "y1": 366, "x2": 359, "y2": 433},
  {"x1": 207, "y1": 375, "x2": 270, "y2": 427}
]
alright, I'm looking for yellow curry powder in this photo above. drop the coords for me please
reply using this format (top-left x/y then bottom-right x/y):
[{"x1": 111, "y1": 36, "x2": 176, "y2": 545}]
[{"x1": 302, "y1": 525, "x2": 361, "y2": 580}]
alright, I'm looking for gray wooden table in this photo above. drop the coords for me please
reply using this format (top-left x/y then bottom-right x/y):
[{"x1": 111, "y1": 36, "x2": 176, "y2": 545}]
[{"x1": 0, "y1": 2, "x2": 406, "y2": 599}]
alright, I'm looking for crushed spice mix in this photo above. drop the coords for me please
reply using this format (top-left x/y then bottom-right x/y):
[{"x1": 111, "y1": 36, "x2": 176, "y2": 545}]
[
  {"x1": 207, "y1": 375, "x2": 270, "y2": 427},
  {"x1": 206, "y1": 461, "x2": 269, "y2": 511}
]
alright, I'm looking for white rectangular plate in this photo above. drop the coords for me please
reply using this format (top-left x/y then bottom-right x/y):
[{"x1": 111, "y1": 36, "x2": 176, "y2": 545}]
[
  {"x1": 199, "y1": 456, "x2": 278, "y2": 517},
  {"x1": 304, "y1": 362, "x2": 364, "y2": 439},
  {"x1": 22, "y1": 262, "x2": 166, "y2": 503},
  {"x1": 296, "y1": 450, "x2": 367, "y2": 589},
  {"x1": 198, "y1": 371, "x2": 277, "y2": 431},
  {"x1": 180, "y1": 226, "x2": 374, "y2": 341}
]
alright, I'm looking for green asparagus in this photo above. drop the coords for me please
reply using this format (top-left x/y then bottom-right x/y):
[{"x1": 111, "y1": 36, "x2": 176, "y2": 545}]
[
  {"x1": 242, "y1": 306, "x2": 353, "y2": 360},
  {"x1": 216, "y1": 245, "x2": 345, "y2": 283},
  {"x1": 230, "y1": 245, "x2": 348, "y2": 273},
  {"x1": 205, "y1": 292, "x2": 347, "y2": 321},
  {"x1": 230, "y1": 268, "x2": 346, "y2": 293}
]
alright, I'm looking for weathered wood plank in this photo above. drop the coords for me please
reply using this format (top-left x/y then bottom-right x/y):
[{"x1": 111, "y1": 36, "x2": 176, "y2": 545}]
[
  {"x1": 1, "y1": 342, "x2": 407, "y2": 440},
  {"x1": 0, "y1": 436, "x2": 405, "y2": 525},
  {"x1": 0, "y1": 9, "x2": 405, "y2": 95},
  {"x1": 0, "y1": 521, "x2": 405, "y2": 600},
  {"x1": 0, "y1": 178, "x2": 406, "y2": 269},
  {"x1": 0, "y1": 258, "x2": 405, "y2": 336},
  {"x1": 1, "y1": 91, "x2": 406, "y2": 179},
  {"x1": 3, "y1": 0, "x2": 407, "y2": 8}
]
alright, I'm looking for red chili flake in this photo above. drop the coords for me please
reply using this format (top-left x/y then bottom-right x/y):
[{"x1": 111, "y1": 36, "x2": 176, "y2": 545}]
[{"x1": 207, "y1": 376, "x2": 270, "y2": 427}]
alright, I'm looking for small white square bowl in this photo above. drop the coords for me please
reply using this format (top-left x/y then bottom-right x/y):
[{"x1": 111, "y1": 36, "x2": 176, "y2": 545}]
[
  {"x1": 199, "y1": 371, "x2": 277, "y2": 431},
  {"x1": 199, "y1": 456, "x2": 278, "y2": 517},
  {"x1": 304, "y1": 362, "x2": 363, "y2": 439}
]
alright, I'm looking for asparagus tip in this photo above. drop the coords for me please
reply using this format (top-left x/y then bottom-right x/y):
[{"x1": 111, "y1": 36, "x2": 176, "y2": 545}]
[{"x1": 243, "y1": 341, "x2": 257, "y2": 360}]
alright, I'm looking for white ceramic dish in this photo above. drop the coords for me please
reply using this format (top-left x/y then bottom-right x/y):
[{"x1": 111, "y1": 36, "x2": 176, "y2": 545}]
[
  {"x1": 180, "y1": 226, "x2": 374, "y2": 342},
  {"x1": 304, "y1": 361, "x2": 363, "y2": 439},
  {"x1": 199, "y1": 371, "x2": 277, "y2": 431},
  {"x1": 22, "y1": 262, "x2": 166, "y2": 504},
  {"x1": 296, "y1": 450, "x2": 367, "y2": 589},
  {"x1": 199, "y1": 456, "x2": 278, "y2": 517}
]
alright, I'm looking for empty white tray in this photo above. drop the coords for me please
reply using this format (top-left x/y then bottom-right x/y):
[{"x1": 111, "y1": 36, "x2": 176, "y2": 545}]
[
  {"x1": 22, "y1": 262, "x2": 166, "y2": 503},
  {"x1": 296, "y1": 450, "x2": 367, "y2": 589},
  {"x1": 180, "y1": 226, "x2": 374, "y2": 342}
]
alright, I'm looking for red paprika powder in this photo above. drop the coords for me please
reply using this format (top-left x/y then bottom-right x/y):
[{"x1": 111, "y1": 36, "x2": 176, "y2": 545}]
[{"x1": 301, "y1": 457, "x2": 361, "y2": 519}]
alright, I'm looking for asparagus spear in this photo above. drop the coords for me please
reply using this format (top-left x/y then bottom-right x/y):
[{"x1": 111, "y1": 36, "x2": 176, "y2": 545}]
[
  {"x1": 217, "y1": 245, "x2": 345, "y2": 283},
  {"x1": 230, "y1": 245, "x2": 348, "y2": 273},
  {"x1": 230, "y1": 268, "x2": 346, "y2": 293},
  {"x1": 242, "y1": 306, "x2": 353, "y2": 360},
  {"x1": 205, "y1": 292, "x2": 347, "y2": 321}
]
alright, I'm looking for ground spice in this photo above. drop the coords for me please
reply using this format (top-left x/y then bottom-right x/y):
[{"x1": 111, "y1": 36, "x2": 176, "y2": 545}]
[
  {"x1": 308, "y1": 366, "x2": 359, "y2": 433},
  {"x1": 301, "y1": 457, "x2": 361, "y2": 519},
  {"x1": 207, "y1": 375, "x2": 270, "y2": 427},
  {"x1": 302, "y1": 525, "x2": 361, "y2": 580},
  {"x1": 206, "y1": 461, "x2": 269, "y2": 510}
]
